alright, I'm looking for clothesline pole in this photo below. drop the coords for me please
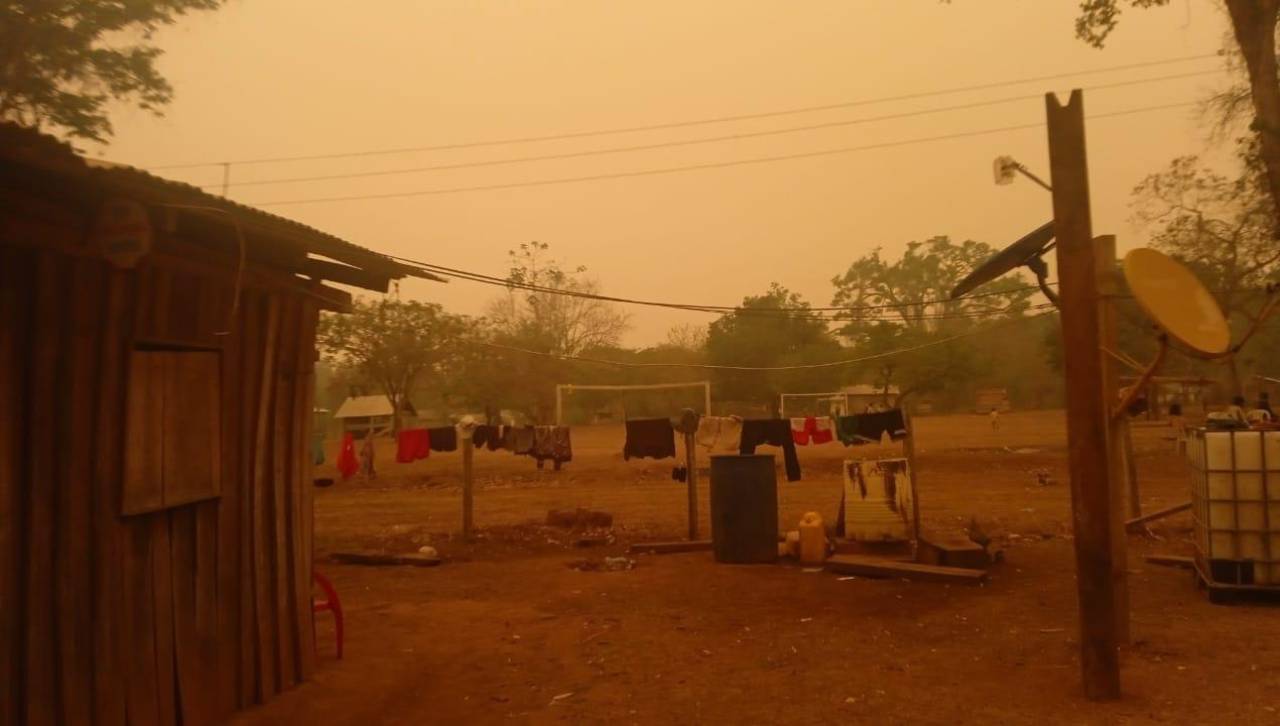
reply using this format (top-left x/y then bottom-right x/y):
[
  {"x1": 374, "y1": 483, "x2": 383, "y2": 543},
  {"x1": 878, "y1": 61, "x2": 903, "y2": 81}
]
[
  {"x1": 685, "y1": 430, "x2": 699, "y2": 540},
  {"x1": 903, "y1": 410, "x2": 922, "y2": 550},
  {"x1": 462, "y1": 436, "x2": 475, "y2": 540}
]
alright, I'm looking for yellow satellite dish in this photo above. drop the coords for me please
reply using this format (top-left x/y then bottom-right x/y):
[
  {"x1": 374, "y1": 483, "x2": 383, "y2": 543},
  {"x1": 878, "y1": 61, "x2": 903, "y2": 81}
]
[{"x1": 1122, "y1": 248, "x2": 1230, "y2": 357}]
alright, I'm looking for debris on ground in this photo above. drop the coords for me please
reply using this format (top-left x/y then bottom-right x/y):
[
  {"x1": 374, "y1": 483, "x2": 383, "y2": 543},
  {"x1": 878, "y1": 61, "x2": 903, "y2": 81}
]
[
  {"x1": 546, "y1": 508, "x2": 614, "y2": 530},
  {"x1": 568, "y1": 556, "x2": 636, "y2": 572}
]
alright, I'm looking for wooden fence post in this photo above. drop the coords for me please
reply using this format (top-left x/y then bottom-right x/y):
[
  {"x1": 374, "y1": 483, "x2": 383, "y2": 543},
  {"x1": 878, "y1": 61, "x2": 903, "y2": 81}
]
[
  {"x1": 1046, "y1": 90, "x2": 1122, "y2": 700},
  {"x1": 1095, "y1": 234, "x2": 1132, "y2": 646}
]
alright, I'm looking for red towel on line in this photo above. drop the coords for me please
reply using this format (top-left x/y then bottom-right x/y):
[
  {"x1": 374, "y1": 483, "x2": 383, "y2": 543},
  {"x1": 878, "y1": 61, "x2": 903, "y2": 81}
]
[
  {"x1": 791, "y1": 416, "x2": 833, "y2": 445},
  {"x1": 337, "y1": 432, "x2": 359, "y2": 479},
  {"x1": 396, "y1": 429, "x2": 431, "y2": 463}
]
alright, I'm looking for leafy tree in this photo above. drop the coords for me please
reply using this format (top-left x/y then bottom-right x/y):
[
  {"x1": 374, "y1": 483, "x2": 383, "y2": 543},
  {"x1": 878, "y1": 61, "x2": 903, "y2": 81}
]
[
  {"x1": 1131, "y1": 153, "x2": 1280, "y2": 393},
  {"x1": 317, "y1": 298, "x2": 467, "y2": 434},
  {"x1": 831, "y1": 236, "x2": 1035, "y2": 339},
  {"x1": 706, "y1": 283, "x2": 841, "y2": 405},
  {"x1": 1073, "y1": 0, "x2": 1280, "y2": 236},
  {"x1": 0, "y1": 1, "x2": 225, "y2": 142},
  {"x1": 832, "y1": 237, "x2": 1043, "y2": 408}
]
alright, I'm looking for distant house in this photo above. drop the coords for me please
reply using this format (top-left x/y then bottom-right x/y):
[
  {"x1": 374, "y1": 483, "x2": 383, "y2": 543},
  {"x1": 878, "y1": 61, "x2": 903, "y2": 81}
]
[
  {"x1": 975, "y1": 388, "x2": 1012, "y2": 413},
  {"x1": 333, "y1": 394, "x2": 416, "y2": 436}
]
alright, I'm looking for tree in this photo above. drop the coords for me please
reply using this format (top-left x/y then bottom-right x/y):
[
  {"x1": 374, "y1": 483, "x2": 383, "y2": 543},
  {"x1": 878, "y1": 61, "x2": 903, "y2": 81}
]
[
  {"x1": 477, "y1": 242, "x2": 630, "y2": 421},
  {"x1": 664, "y1": 323, "x2": 708, "y2": 352},
  {"x1": 706, "y1": 283, "x2": 841, "y2": 405},
  {"x1": 0, "y1": 1, "x2": 225, "y2": 142},
  {"x1": 1075, "y1": 0, "x2": 1280, "y2": 236},
  {"x1": 486, "y1": 241, "x2": 630, "y2": 355},
  {"x1": 831, "y1": 237, "x2": 1041, "y2": 407},
  {"x1": 1131, "y1": 153, "x2": 1280, "y2": 393},
  {"x1": 831, "y1": 236, "x2": 1036, "y2": 339},
  {"x1": 317, "y1": 297, "x2": 467, "y2": 434}
]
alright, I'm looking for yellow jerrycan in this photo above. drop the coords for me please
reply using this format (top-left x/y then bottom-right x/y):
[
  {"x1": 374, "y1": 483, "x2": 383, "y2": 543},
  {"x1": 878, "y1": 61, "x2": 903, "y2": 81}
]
[{"x1": 798, "y1": 511, "x2": 827, "y2": 565}]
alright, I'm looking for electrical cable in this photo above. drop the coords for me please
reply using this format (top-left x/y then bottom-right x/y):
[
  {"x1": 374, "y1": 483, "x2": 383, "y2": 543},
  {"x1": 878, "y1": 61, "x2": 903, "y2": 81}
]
[
  {"x1": 147, "y1": 53, "x2": 1217, "y2": 170},
  {"x1": 198, "y1": 69, "x2": 1218, "y2": 191},
  {"x1": 250, "y1": 100, "x2": 1197, "y2": 206},
  {"x1": 390, "y1": 252, "x2": 1056, "y2": 315},
  {"x1": 473, "y1": 311, "x2": 1054, "y2": 371}
]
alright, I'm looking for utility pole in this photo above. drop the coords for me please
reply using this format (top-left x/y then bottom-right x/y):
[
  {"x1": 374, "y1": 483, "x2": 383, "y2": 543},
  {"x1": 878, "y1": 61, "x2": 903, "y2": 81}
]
[{"x1": 1045, "y1": 90, "x2": 1122, "y2": 700}]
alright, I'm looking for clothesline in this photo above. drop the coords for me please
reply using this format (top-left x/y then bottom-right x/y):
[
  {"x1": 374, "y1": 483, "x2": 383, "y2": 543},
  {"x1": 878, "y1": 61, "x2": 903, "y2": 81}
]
[{"x1": 473, "y1": 312, "x2": 1052, "y2": 371}]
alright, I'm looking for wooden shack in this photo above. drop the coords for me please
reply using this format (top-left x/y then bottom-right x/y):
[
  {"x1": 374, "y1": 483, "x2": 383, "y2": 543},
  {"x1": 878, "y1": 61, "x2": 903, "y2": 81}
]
[{"x1": 0, "y1": 124, "x2": 438, "y2": 725}]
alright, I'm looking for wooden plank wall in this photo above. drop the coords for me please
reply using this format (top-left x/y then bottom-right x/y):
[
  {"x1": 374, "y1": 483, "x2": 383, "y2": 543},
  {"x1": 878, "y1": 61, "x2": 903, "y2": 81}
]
[{"x1": 0, "y1": 237, "x2": 320, "y2": 725}]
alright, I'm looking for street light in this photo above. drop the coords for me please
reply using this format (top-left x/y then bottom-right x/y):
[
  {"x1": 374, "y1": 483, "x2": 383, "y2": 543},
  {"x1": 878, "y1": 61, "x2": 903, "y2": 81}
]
[{"x1": 993, "y1": 155, "x2": 1053, "y2": 192}]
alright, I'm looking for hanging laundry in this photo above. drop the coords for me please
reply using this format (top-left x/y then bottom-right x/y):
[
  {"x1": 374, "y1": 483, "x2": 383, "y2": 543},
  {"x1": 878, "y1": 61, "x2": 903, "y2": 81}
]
[
  {"x1": 396, "y1": 428, "x2": 431, "y2": 463},
  {"x1": 427, "y1": 426, "x2": 458, "y2": 452},
  {"x1": 694, "y1": 415, "x2": 743, "y2": 453},
  {"x1": 511, "y1": 425, "x2": 536, "y2": 456},
  {"x1": 836, "y1": 409, "x2": 907, "y2": 446},
  {"x1": 624, "y1": 418, "x2": 677, "y2": 460},
  {"x1": 337, "y1": 432, "x2": 358, "y2": 480},
  {"x1": 472, "y1": 424, "x2": 507, "y2": 451},
  {"x1": 790, "y1": 416, "x2": 834, "y2": 445},
  {"x1": 531, "y1": 425, "x2": 573, "y2": 470},
  {"x1": 739, "y1": 419, "x2": 802, "y2": 482}
]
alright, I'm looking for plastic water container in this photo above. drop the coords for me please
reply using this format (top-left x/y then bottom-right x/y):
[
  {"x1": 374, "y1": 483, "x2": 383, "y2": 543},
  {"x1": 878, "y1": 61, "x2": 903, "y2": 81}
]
[
  {"x1": 1189, "y1": 429, "x2": 1280, "y2": 586},
  {"x1": 798, "y1": 512, "x2": 826, "y2": 565}
]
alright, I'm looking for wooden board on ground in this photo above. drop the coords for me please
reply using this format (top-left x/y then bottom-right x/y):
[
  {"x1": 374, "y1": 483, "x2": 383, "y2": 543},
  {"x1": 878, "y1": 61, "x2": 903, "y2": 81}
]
[
  {"x1": 825, "y1": 554, "x2": 988, "y2": 584},
  {"x1": 330, "y1": 552, "x2": 443, "y2": 567},
  {"x1": 628, "y1": 540, "x2": 713, "y2": 555},
  {"x1": 831, "y1": 538, "x2": 913, "y2": 559}
]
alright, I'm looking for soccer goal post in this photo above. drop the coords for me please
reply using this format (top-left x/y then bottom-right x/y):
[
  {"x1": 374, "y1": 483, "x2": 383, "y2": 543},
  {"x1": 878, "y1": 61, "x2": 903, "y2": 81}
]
[
  {"x1": 779, "y1": 391, "x2": 850, "y2": 418},
  {"x1": 555, "y1": 381, "x2": 712, "y2": 425}
]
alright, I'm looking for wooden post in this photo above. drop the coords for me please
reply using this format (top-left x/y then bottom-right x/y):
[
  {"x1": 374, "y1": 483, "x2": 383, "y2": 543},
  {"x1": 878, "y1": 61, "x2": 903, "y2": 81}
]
[
  {"x1": 1095, "y1": 234, "x2": 1132, "y2": 646},
  {"x1": 462, "y1": 436, "x2": 474, "y2": 540},
  {"x1": 685, "y1": 431, "x2": 699, "y2": 540},
  {"x1": 903, "y1": 410, "x2": 923, "y2": 548},
  {"x1": 555, "y1": 385, "x2": 564, "y2": 426},
  {"x1": 1046, "y1": 90, "x2": 1122, "y2": 700},
  {"x1": 704, "y1": 382, "x2": 712, "y2": 417}
]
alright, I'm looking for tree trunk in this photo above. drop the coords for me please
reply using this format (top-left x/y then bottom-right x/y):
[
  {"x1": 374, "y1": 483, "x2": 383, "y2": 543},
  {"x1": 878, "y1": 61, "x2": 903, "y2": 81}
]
[{"x1": 1224, "y1": 0, "x2": 1280, "y2": 235}]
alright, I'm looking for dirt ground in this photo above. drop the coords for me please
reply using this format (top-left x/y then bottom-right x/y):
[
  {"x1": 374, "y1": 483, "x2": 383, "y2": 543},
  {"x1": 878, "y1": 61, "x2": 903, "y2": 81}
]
[{"x1": 231, "y1": 411, "x2": 1280, "y2": 725}]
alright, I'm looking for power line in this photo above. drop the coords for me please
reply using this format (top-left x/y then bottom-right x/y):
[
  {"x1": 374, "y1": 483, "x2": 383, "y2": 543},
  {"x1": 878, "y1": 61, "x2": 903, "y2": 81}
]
[
  {"x1": 475, "y1": 312, "x2": 1053, "y2": 371},
  {"x1": 393, "y1": 254, "x2": 1055, "y2": 315},
  {"x1": 200, "y1": 69, "x2": 1218, "y2": 191},
  {"x1": 149, "y1": 53, "x2": 1218, "y2": 171},
  {"x1": 251, "y1": 100, "x2": 1196, "y2": 206}
]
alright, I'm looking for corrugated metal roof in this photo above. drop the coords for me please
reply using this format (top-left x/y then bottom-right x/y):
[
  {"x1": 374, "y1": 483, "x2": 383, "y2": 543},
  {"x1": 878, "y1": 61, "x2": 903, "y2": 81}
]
[{"x1": 0, "y1": 123, "x2": 445, "y2": 289}]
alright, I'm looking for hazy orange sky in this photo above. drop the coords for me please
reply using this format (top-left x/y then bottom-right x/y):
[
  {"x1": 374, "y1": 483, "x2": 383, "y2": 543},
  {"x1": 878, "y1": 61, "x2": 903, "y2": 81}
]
[{"x1": 94, "y1": 0, "x2": 1238, "y2": 345}]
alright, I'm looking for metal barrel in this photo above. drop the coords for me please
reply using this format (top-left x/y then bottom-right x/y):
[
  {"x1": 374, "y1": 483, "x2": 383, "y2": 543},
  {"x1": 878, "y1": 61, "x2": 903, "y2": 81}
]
[{"x1": 709, "y1": 454, "x2": 779, "y2": 564}]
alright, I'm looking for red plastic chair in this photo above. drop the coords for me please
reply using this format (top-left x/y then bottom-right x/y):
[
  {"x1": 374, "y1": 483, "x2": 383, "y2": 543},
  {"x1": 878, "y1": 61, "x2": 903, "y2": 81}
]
[{"x1": 313, "y1": 570, "x2": 344, "y2": 659}]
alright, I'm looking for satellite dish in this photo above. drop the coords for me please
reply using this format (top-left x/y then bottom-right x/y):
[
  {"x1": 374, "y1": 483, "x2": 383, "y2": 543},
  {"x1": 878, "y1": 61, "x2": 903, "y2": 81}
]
[
  {"x1": 1122, "y1": 248, "x2": 1229, "y2": 357},
  {"x1": 950, "y1": 221, "x2": 1054, "y2": 299},
  {"x1": 993, "y1": 156, "x2": 1018, "y2": 186}
]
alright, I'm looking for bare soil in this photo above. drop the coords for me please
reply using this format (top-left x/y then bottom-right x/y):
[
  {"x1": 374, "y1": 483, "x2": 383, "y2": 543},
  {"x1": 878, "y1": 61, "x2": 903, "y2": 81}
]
[{"x1": 231, "y1": 411, "x2": 1280, "y2": 725}]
